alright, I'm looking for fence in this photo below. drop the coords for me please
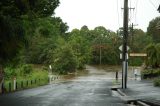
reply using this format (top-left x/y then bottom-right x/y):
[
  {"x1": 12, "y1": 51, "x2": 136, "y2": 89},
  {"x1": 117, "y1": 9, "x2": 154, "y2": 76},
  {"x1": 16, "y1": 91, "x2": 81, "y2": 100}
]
[
  {"x1": 4, "y1": 78, "x2": 49, "y2": 93},
  {"x1": 2, "y1": 74, "x2": 72, "y2": 93}
]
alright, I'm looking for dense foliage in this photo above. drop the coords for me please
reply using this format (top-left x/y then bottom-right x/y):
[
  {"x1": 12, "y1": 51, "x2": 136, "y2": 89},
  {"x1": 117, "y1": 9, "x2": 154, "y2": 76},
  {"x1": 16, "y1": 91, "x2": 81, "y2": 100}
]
[
  {"x1": 128, "y1": 29, "x2": 152, "y2": 66},
  {"x1": 0, "y1": 0, "x2": 60, "y2": 65},
  {"x1": 142, "y1": 69, "x2": 160, "y2": 79},
  {"x1": 145, "y1": 43, "x2": 160, "y2": 68},
  {"x1": 141, "y1": 17, "x2": 160, "y2": 83},
  {"x1": 154, "y1": 78, "x2": 160, "y2": 86},
  {"x1": 1, "y1": 0, "x2": 160, "y2": 78},
  {"x1": 147, "y1": 17, "x2": 160, "y2": 43}
]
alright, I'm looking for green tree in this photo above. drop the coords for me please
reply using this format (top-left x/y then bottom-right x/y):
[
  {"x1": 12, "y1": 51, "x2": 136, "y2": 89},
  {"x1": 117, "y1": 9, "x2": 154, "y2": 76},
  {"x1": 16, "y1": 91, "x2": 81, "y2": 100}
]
[
  {"x1": 90, "y1": 26, "x2": 120, "y2": 65},
  {"x1": 20, "y1": 17, "x2": 68, "y2": 64},
  {"x1": 128, "y1": 29, "x2": 152, "y2": 66},
  {"x1": 147, "y1": 17, "x2": 160, "y2": 43},
  {"x1": 145, "y1": 43, "x2": 160, "y2": 68},
  {"x1": 52, "y1": 40, "x2": 77, "y2": 74},
  {"x1": 0, "y1": 0, "x2": 60, "y2": 65},
  {"x1": 69, "y1": 29, "x2": 91, "y2": 69}
]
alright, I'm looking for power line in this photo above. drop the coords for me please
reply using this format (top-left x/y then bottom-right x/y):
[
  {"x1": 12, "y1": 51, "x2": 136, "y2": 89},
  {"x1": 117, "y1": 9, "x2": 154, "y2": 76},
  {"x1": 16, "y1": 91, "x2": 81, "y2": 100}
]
[
  {"x1": 148, "y1": 0, "x2": 157, "y2": 9},
  {"x1": 120, "y1": 0, "x2": 124, "y2": 20},
  {"x1": 121, "y1": 8, "x2": 135, "y2": 25},
  {"x1": 134, "y1": 0, "x2": 138, "y2": 24},
  {"x1": 128, "y1": 0, "x2": 135, "y2": 25},
  {"x1": 116, "y1": 0, "x2": 120, "y2": 28},
  {"x1": 129, "y1": 0, "x2": 132, "y2": 25}
]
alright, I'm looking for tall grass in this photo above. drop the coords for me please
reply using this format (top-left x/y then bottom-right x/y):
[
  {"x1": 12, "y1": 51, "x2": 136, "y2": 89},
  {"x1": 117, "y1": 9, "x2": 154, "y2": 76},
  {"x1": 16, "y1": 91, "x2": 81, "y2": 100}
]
[{"x1": 4, "y1": 64, "x2": 49, "y2": 92}]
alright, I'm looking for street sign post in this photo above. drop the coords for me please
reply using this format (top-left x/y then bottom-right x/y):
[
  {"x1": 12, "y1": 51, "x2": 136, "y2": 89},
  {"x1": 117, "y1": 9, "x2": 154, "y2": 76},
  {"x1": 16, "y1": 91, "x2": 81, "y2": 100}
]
[{"x1": 119, "y1": 45, "x2": 129, "y2": 89}]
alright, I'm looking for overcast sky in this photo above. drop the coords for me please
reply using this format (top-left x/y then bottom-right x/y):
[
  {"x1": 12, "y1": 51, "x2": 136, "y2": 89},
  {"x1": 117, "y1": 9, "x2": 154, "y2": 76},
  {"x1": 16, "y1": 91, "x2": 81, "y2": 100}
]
[{"x1": 55, "y1": 0, "x2": 160, "y2": 32}]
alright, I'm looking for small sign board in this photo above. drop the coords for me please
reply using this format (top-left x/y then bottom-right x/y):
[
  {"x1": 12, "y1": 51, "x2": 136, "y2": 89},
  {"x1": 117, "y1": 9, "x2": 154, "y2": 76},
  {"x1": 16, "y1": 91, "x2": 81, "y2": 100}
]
[
  {"x1": 120, "y1": 53, "x2": 122, "y2": 59},
  {"x1": 129, "y1": 53, "x2": 147, "y2": 57},
  {"x1": 120, "y1": 53, "x2": 128, "y2": 59},
  {"x1": 119, "y1": 45, "x2": 130, "y2": 51}
]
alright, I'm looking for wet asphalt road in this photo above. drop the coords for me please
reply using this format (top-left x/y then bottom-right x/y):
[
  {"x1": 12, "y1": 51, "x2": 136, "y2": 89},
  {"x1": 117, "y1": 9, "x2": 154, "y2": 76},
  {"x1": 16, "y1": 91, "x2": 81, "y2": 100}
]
[{"x1": 0, "y1": 66, "x2": 127, "y2": 106}]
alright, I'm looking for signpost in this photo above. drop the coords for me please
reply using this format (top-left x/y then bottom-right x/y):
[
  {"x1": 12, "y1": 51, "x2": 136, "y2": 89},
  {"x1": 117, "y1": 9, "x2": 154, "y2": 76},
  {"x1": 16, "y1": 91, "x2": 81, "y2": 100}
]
[
  {"x1": 119, "y1": 45, "x2": 129, "y2": 89},
  {"x1": 158, "y1": 5, "x2": 160, "y2": 13}
]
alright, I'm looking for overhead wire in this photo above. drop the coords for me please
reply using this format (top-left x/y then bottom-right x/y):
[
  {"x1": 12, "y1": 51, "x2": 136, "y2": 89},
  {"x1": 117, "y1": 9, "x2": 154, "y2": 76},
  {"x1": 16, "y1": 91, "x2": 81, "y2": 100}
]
[
  {"x1": 120, "y1": 0, "x2": 124, "y2": 22},
  {"x1": 148, "y1": 0, "x2": 158, "y2": 9},
  {"x1": 116, "y1": 0, "x2": 120, "y2": 28},
  {"x1": 134, "y1": 0, "x2": 138, "y2": 25},
  {"x1": 129, "y1": 0, "x2": 133, "y2": 25}
]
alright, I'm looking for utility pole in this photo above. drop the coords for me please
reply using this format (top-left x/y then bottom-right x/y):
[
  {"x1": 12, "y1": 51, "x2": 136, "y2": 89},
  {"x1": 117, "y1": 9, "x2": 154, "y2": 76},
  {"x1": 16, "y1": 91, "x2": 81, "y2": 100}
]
[
  {"x1": 122, "y1": 0, "x2": 128, "y2": 89},
  {"x1": 130, "y1": 23, "x2": 138, "y2": 43},
  {"x1": 158, "y1": 5, "x2": 160, "y2": 13}
]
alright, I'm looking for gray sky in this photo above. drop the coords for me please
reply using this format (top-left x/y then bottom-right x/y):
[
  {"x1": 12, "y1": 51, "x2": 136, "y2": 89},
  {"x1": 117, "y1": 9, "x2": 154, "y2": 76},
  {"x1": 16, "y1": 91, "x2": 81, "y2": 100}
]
[{"x1": 55, "y1": 0, "x2": 160, "y2": 32}]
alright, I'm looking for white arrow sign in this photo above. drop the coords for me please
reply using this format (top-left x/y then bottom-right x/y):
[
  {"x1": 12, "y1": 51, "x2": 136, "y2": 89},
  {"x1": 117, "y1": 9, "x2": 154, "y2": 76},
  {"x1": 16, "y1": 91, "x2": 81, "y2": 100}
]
[{"x1": 119, "y1": 45, "x2": 130, "y2": 51}]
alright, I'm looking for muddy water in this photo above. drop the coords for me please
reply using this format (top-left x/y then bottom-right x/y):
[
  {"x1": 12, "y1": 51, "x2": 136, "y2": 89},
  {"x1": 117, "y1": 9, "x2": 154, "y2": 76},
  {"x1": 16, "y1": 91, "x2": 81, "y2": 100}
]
[
  {"x1": 58, "y1": 65, "x2": 142, "y2": 82},
  {"x1": 61, "y1": 65, "x2": 117, "y2": 80},
  {"x1": 92, "y1": 65, "x2": 121, "y2": 72}
]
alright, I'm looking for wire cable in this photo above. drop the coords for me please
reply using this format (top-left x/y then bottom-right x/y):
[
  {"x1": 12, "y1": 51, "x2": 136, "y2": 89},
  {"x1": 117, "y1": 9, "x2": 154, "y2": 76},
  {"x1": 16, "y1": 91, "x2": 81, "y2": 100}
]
[
  {"x1": 134, "y1": 0, "x2": 138, "y2": 24},
  {"x1": 148, "y1": 0, "x2": 157, "y2": 9},
  {"x1": 116, "y1": 0, "x2": 120, "y2": 28}
]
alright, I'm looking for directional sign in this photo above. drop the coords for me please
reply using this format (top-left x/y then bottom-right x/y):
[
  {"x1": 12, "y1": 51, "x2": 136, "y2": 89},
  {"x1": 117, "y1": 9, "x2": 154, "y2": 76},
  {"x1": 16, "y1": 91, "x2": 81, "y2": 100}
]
[
  {"x1": 129, "y1": 53, "x2": 147, "y2": 57},
  {"x1": 119, "y1": 45, "x2": 130, "y2": 51}
]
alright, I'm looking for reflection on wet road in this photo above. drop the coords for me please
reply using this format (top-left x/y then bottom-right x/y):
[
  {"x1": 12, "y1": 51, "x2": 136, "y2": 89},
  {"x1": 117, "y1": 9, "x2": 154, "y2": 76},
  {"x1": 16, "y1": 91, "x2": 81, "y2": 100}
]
[{"x1": 0, "y1": 65, "x2": 128, "y2": 106}]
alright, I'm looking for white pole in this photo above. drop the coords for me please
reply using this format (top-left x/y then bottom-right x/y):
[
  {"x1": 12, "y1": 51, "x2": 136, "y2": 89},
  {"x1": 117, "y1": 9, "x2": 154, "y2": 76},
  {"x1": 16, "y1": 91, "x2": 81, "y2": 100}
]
[
  {"x1": 122, "y1": 61, "x2": 126, "y2": 88},
  {"x1": 13, "y1": 77, "x2": 16, "y2": 90}
]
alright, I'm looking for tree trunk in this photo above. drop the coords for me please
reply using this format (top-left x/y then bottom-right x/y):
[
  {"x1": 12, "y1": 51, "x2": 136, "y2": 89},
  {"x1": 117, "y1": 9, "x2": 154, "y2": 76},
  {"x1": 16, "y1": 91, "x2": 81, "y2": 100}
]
[{"x1": 0, "y1": 65, "x2": 4, "y2": 94}]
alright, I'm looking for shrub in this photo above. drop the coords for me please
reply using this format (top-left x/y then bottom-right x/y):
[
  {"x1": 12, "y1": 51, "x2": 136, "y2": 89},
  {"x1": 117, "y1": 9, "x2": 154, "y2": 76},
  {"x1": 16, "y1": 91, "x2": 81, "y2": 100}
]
[
  {"x1": 154, "y1": 78, "x2": 160, "y2": 86},
  {"x1": 145, "y1": 43, "x2": 160, "y2": 68},
  {"x1": 20, "y1": 64, "x2": 33, "y2": 75},
  {"x1": 30, "y1": 70, "x2": 48, "y2": 80},
  {"x1": 53, "y1": 45, "x2": 78, "y2": 74},
  {"x1": 142, "y1": 69, "x2": 160, "y2": 79},
  {"x1": 4, "y1": 67, "x2": 17, "y2": 79},
  {"x1": 4, "y1": 64, "x2": 34, "y2": 79},
  {"x1": 129, "y1": 57, "x2": 143, "y2": 66}
]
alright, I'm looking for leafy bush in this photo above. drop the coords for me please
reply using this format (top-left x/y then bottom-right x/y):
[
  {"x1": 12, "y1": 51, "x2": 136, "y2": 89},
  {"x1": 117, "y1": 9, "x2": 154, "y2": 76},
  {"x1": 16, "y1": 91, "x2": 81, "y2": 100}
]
[
  {"x1": 68, "y1": 34, "x2": 91, "y2": 69},
  {"x1": 30, "y1": 70, "x2": 48, "y2": 80},
  {"x1": 154, "y1": 78, "x2": 160, "y2": 86},
  {"x1": 19, "y1": 64, "x2": 33, "y2": 76},
  {"x1": 53, "y1": 44, "x2": 78, "y2": 74},
  {"x1": 142, "y1": 69, "x2": 160, "y2": 79},
  {"x1": 4, "y1": 64, "x2": 34, "y2": 79},
  {"x1": 129, "y1": 57, "x2": 143, "y2": 66},
  {"x1": 4, "y1": 67, "x2": 17, "y2": 79},
  {"x1": 145, "y1": 43, "x2": 160, "y2": 68}
]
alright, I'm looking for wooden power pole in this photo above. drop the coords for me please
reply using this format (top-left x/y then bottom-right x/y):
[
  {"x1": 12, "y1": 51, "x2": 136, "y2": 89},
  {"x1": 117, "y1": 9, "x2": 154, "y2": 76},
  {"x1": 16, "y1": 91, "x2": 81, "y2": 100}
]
[{"x1": 122, "y1": 0, "x2": 129, "y2": 89}]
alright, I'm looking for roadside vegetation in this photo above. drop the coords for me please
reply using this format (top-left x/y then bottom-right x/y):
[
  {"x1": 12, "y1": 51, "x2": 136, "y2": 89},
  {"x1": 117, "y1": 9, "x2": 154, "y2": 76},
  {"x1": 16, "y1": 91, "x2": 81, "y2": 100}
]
[
  {"x1": 140, "y1": 17, "x2": 160, "y2": 87},
  {"x1": 0, "y1": 0, "x2": 160, "y2": 90}
]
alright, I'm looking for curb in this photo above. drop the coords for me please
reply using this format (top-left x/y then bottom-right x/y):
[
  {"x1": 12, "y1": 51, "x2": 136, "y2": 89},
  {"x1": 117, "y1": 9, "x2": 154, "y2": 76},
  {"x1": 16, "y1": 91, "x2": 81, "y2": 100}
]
[
  {"x1": 117, "y1": 89, "x2": 152, "y2": 106},
  {"x1": 141, "y1": 100, "x2": 160, "y2": 106},
  {"x1": 137, "y1": 101, "x2": 150, "y2": 106},
  {"x1": 117, "y1": 89, "x2": 127, "y2": 96}
]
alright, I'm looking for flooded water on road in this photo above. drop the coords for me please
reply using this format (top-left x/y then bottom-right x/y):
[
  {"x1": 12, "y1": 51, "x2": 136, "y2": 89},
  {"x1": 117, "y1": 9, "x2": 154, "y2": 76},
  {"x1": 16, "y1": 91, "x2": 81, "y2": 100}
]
[
  {"x1": 0, "y1": 65, "x2": 143, "y2": 106},
  {"x1": 55, "y1": 65, "x2": 142, "y2": 84}
]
